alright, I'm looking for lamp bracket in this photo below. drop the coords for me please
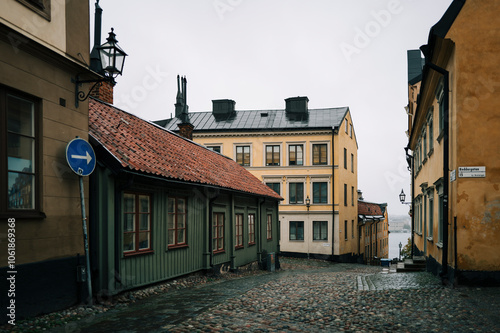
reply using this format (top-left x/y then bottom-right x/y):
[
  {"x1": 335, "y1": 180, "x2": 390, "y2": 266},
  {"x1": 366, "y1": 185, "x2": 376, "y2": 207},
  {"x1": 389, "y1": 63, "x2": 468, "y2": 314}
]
[{"x1": 72, "y1": 75, "x2": 114, "y2": 108}]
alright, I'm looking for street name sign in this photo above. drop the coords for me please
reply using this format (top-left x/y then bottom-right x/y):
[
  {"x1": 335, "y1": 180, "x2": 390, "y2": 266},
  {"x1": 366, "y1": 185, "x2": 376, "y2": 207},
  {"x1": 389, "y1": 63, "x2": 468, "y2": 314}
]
[
  {"x1": 66, "y1": 138, "x2": 96, "y2": 176},
  {"x1": 458, "y1": 166, "x2": 485, "y2": 178}
]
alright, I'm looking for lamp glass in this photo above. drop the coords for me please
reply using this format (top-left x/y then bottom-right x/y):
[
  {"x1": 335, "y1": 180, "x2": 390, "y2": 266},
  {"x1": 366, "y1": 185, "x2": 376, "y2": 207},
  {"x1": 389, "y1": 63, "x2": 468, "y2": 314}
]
[{"x1": 399, "y1": 189, "x2": 406, "y2": 203}]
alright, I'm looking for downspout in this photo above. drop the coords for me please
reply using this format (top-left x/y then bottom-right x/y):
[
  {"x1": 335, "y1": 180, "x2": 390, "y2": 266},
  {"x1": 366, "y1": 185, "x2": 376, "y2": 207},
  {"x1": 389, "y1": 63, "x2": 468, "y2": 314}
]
[
  {"x1": 258, "y1": 197, "x2": 265, "y2": 263},
  {"x1": 426, "y1": 62, "x2": 449, "y2": 282},
  {"x1": 331, "y1": 128, "x2": 336, "y2": 260},
  {"x1": 411, "y1": 153, "x2": 415, "y2": 258}
]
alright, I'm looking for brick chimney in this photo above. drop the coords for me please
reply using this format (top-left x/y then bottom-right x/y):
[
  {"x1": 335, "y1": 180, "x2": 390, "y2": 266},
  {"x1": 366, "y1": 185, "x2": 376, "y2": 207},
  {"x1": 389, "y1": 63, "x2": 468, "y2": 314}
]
[
  {"x1": 90, "y1": 81, "x2": 114, "y2": 104},
  {"x1": 178, "y1": 122, "x2": 194, "y2": 140}
]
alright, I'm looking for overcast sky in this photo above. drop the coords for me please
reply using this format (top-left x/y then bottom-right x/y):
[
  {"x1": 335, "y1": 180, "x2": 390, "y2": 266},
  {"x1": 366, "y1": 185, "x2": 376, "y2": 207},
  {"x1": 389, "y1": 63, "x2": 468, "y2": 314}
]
[{"x1": 92, "y1": 0, "x2": 453, "y2": 216}]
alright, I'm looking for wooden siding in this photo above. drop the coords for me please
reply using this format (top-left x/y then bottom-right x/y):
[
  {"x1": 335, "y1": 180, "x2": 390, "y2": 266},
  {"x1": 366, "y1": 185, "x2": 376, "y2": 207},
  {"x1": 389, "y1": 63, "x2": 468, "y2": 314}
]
[{"x1": 91, "y1": 168, "x2": 279, "y2": 294}]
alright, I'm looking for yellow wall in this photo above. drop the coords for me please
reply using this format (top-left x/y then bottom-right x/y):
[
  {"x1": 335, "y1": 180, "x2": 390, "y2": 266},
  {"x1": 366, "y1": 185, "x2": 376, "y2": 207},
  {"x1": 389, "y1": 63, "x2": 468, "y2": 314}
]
[
  {"x1": 194, "y1": 110, "x2": 359, "y2": 258},
  {"x1": 408, "y1": 0, "x2": 500, "y2": 274}
]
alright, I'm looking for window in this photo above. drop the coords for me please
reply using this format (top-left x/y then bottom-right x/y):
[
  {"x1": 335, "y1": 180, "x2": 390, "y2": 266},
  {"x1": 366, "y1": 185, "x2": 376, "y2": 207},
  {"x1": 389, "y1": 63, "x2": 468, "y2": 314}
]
[
  {"x1": 207, "y1": 145, "x2": 221, "y2": 153},
  {"x1": 344, "y1": 220, "x2": 348, "y2": 241},
  {"x1": 429, "y1": 197, "x2": 434, "y2": 238},
  {"x1": 236, "y1": 146, "x2": 250, "y2": 166},
  {"x1": 351, "y1": 220, "x2": 354, "y2": 238},
  {"x1": 351, "y1": 186, "x2": 354, "y2": 206},
  {"x1": 351, "y1": 153, "x2": 354, "y2": 173},
  {"x1": 289, "y1": 144, "x2": 303, "y2": 166},
  {"x1": 267, "y1": 214, "x2": 272, "y2": 240},
  {"x1": 289, "y1": 221, "x2": 304, "y2": 240},
  {"x1": 423, "y1": 129, "x2": 427, "y2": 157},
  {"x1": 344, "y1": 184, "x2": 347, "y2": 206},
  {"x1": 235, "y1": 213, "x2": 243, "y2": 249},
  {"x1": 123, "y1": 193, "x2": 152, "y2": 254},
  {"x1": 345, "y1": 120, "x2": 348, "y2": 133},
  {"x1": 289, "y1": 182, "x2": 304, "y2": 204},
  {"x1": 266, "y1": 145, "x2": 280, "y2": 166},
  {"x1": 313, "y1": 221, "x2": 327, "y2": 240},
  {"x1": 266, "y1": 183, "x2": 280, "y2": 195},
  {"x1": 428, "y1": 116, "x2": 434, "y2": 152},
  {"x1": 2, "y1": 91, "x2": 42, "y2": 215},
  {"x1": 350, "y1": 124, "x2": 353, "y2": 138},
  {"x1": 212, "y1": 212, "x2": 225, "y2": 253},
  {"x1": 344, "y1": 148, "x2": 347, "y2": 169},
  {"x1": 313, "y1": 182, "x2": 327, "y2": 204},
  {"x1": 248, "y1": 214, "x2": 255, "y2": 245},
  {"x1": 167, "y1": 197, "x2": 187, "y2": 247},
  {"x1": 16, "y1": 0, "x2": 51, "y2": 21},
  {"x1": 438, "y1": 196, "x2": 443, "y2": 243},
  {"x1": 312, "y1": 144, "x2": 327, "y2": 165}
]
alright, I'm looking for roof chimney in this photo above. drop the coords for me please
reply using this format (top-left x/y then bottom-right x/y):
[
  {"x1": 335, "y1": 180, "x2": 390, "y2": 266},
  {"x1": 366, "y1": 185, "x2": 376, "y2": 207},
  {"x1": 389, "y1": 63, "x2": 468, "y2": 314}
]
[
  {"x1": 89, "y1": 0, "x2": 103, "y2": 73},
  {"x1": 90, "y1": 81, "x2": 114, "y2": 104},
  {"x1": 175, "y1": 75, "x2": 188, "y2": 119},
  {"x1": 285, "y1": 96, "x2": 309, "y2": 120},
  {"x1": 212, "y1": 99, "x2": 236, "y2": 118}
]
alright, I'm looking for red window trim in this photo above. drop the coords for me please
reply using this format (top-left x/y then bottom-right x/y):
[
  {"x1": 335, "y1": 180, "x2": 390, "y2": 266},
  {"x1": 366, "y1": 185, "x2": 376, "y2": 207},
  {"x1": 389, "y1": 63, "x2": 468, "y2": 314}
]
[
  {"x1": 168, "y1": 196, "x2": 187, "y2": 248},
  {"x1": 123, "y1": 192, "x2": 152, "y2": 255}
]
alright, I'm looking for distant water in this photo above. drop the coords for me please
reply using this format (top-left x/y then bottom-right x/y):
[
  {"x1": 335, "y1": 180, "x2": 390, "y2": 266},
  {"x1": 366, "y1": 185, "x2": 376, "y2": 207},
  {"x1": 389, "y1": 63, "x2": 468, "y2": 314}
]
[{"x1": 389, "y1": 232, "x2": 411, "y2": 259}]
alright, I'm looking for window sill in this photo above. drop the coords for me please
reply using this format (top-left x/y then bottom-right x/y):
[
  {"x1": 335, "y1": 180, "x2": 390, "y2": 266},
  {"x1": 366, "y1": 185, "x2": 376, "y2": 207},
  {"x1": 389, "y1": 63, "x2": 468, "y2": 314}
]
[
  {"x1": 123, "y1": 249, "x2": 154, "y2": 257},
  {"x1": 289, "y1": 239, "x2": 304, "y2": 242},
  {"x1": 436, "y1": 241, "x2": 443, "y2": 249},
  {"x1": 0, "y1": 211, "x2": 47, "y2": 220},
  {"x1": 248, "y1": 242, "x2": 256, "y2": 247},
  {"x1": 213, "y1": 250, "x2": 225, "y2": 255},
  {"x1": 168, "y1": 244, "x2": 188, "y2": 250},
  {"x1": 422, "y1": 156, "x2": 428, "y2": 165},
  {"x1": 235, "y1": 245, "x2": 244, "y2": 250},
  {"x1": 426, "y1": 236, "x2": 433, "y2": 242},
  {"x1": 428, "y1": 148, "x2": 434, "y2": 158}
]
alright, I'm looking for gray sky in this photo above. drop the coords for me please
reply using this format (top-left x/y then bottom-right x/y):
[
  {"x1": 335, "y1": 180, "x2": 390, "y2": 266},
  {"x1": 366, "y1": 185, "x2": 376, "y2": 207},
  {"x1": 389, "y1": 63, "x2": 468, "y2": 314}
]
[{"x1": 92, "y1": 0, "x2": 453, "y2": 215}]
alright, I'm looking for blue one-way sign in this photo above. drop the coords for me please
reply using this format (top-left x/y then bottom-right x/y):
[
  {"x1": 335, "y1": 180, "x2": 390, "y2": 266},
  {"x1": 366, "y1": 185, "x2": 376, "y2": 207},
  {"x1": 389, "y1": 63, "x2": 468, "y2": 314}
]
[{"x1": 66, "y1": 138, "x2": 96, "y2": 176}]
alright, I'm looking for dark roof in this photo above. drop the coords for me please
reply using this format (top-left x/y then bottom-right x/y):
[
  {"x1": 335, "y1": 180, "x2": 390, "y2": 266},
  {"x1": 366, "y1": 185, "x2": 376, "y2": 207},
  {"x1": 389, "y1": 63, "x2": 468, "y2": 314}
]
[
  {"x1": 89, "y1": 98, "x2": 282, "y2": 200},
  {"x1": 155, "y1": 107, "x2": 349, "y2": 132},
  {"x1": 407, "y1": 49, "x2": 424, "y2": 85}
]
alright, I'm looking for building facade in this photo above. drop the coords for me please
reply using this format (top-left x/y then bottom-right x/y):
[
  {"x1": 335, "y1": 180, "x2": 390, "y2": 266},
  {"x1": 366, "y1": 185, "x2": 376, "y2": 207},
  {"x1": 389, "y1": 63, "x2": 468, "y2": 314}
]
[
  {"x1": 0, "y1": 0, "x2": 96, "y2": 321},
  {"x1": 157, "y1": 95, "x2": 359, "y2": 262},
  {"x1": 405, "y1": 0, "x2": 500, "y2": 285},
  {"x1": 89, "y1": 97, "x2": 281, "y2": 296},
  {"x1": 358, "y1": 200, "x2": 389, "y2": 263}
]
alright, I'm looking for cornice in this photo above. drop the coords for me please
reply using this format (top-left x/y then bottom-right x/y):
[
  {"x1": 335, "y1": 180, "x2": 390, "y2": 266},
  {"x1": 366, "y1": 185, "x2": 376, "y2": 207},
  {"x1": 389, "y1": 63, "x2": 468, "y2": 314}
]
[{"x1": 195, "y1": 130, "x2": 334, "y2": 139}]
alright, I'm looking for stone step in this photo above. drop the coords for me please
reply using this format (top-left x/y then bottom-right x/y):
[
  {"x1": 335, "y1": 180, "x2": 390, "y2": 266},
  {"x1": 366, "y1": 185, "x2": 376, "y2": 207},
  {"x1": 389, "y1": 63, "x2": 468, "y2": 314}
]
[{"x1": 396, "y1": 257, "x2": 427, "y2": 272}]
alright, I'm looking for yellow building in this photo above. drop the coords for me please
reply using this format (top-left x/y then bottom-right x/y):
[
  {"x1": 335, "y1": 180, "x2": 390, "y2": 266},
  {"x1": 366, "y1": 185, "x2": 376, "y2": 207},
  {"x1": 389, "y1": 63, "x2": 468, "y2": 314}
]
[
  {"x1": 157, "y1": 96, "x2": 359, "y2": 262},
  {"x1": 358, "y1": 199, "x2": 389, "y2": 263},
  {"x1": 405, "y1": 0, "x2": 500, "y2": 285}
]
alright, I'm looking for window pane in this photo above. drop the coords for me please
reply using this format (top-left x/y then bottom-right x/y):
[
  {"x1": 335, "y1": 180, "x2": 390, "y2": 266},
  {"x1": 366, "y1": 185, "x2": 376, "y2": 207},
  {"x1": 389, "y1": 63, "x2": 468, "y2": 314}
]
[
  {"x1": 8, "y1": 172, "x2": 34, "y2": 209},
  {"x1": 124, "y1": 213, "x2": 135, "y2": 231},
  {"x1": 8, "y1": 134, "x2": 34, "y2": 172},
  {"x1": 124, "y1": 194, "x2": 135, "y2": 212},
  {"x1": 297, "y1": 183, "x2": 303, "y2": 203},
  {"x1": 177, "y1": 198, "x2": 185, "y2": 213},
  {"x1": 139, "y1": 195, "x2": 149, "y2": 213},
  {"x1": 7, "y1": 95, "x2": 34, "y2": 136},
  {"x1": 138, "y1": 231, "x2": 150, "y2": 249},
  {"x1": 168, "y1": 229, "x2": 174, "y2": 245},
  {"x1": 177, "y1": 229, "x2": 185, "y2": 243},
  {"x1": 178, "y1": 214, "x2": 185, "y2": 229},
  {"x1": 290, "y1": 222, "x2": 296, "y2": 240},
  {"x1": 289, "y1": 183, "x2": 296, "y2": 203},
  {"x1": 123, "y1": 233, "x2": 135, "y2": 252},
  {"x1": 168, "y1": 197, "x2": 175, "y2": 213},
  {"x1": 297, "y1": 145, "x2": 303, "y2": 165},
  {"x1": 289, "y1": 146, "x2": 296, "y2": 165},
  {"x1": 139, "y1": 214, "x2": 149, "y2": 231}
]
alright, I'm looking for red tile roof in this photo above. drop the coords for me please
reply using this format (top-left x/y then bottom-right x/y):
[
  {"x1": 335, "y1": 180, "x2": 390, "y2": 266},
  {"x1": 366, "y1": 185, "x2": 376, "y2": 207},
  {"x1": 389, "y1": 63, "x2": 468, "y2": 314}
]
[
  {"x1": 89, "y1": 98, "x2": 282, "y2": 200},
  {"x1": 358, "y1": 201, "x2": 385, "y2": 216}
]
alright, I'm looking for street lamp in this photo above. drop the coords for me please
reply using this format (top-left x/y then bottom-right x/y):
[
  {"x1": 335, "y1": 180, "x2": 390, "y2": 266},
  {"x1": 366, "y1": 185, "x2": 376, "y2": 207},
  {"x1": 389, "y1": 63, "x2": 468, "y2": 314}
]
[
  {"x1": 305, "y1": 196, "x2": 311, "y2": 211},
  {"x1": 73, "y1": 28, "x2": 127, "y2": 107},
  {"x1": 399, "y1": 241, "x2": 402, "y2": 261},
  {"x1": 399, "y1": 189, "x2": 411, "y2": 205}
]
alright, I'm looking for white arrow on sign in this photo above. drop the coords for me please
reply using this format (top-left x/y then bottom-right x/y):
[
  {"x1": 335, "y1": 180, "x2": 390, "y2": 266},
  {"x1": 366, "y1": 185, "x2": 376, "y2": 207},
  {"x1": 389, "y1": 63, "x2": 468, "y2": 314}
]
[{"x1": 71, "y1": 151, "x2": 93, "y2": 165}]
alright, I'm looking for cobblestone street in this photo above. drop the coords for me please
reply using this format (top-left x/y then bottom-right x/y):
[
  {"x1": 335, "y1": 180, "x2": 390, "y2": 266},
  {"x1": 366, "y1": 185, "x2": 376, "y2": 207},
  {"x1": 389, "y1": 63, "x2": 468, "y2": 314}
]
[{"x1": 40, "y1": 258, "x2": 498, "y2": 333}]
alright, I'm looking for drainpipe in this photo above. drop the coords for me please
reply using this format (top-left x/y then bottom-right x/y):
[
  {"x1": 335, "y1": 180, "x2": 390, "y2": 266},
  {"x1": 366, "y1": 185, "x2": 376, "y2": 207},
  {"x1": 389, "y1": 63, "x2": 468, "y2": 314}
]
[
  {"x1": 426, "y1": 62, "x2": 449, "y2": 282},
  {"x1": 331, "y1": 128, "x2": 336, "y2": 261},
  {"x1": 258, "y1": 197, "x2": 265, "y2": 263}
]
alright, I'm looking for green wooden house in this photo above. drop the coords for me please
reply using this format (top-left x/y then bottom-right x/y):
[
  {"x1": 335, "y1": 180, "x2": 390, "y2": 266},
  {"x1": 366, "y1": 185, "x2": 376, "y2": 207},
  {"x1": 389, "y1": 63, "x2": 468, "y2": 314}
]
[{"x1": 88, "y1": 98, "x2": 281, "y2": 296}]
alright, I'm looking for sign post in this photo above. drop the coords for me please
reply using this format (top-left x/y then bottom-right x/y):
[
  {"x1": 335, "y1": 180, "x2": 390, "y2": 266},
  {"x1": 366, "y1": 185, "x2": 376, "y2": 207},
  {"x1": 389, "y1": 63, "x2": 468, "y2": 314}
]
[{"x1": 66, "y1": 138, "x2": 96, "y2": 305}]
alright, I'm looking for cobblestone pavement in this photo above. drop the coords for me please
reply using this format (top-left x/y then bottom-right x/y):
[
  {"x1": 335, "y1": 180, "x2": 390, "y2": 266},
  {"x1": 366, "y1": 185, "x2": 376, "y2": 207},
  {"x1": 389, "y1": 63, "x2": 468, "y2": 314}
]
[{"x1": 41, "y1": 258, "x2": 500, "y2": 332}]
